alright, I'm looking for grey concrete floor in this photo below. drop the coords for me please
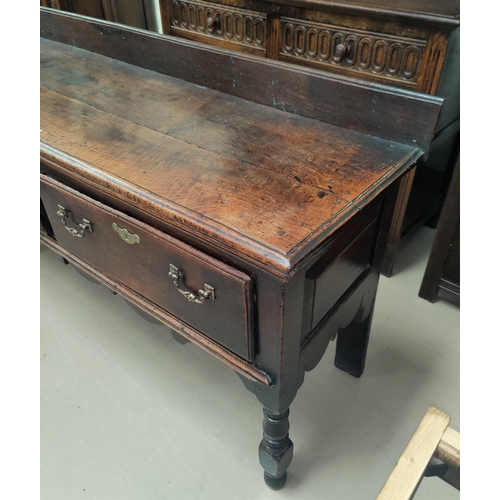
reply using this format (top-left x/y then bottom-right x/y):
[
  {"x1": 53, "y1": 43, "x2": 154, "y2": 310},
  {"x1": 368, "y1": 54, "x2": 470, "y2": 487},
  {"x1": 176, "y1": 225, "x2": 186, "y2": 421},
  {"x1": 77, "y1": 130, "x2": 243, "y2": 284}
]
[{"x1": 40, "y1": 226, "x2": 459, "y2": 500}]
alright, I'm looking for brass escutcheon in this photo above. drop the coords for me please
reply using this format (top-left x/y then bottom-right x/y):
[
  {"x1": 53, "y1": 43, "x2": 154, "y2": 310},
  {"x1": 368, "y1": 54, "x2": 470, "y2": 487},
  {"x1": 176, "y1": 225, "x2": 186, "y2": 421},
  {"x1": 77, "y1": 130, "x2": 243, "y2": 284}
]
[{"x1": 112, "y1": 222, "x2": 140, "y2": 245}]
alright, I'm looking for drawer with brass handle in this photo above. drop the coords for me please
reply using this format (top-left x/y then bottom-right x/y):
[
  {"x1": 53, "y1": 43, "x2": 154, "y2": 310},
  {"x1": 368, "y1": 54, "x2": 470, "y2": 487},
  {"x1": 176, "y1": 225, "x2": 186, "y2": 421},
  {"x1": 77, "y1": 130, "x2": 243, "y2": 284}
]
[
  {"x1": 167, "y1": 0, "x2": 268, "y2": 57},
  {"x1": 40, "y1": 174, "x2": 254, "y2": 361},
  {"x1": 278, "y1": 17, "x2": 427, "y2": 89}
]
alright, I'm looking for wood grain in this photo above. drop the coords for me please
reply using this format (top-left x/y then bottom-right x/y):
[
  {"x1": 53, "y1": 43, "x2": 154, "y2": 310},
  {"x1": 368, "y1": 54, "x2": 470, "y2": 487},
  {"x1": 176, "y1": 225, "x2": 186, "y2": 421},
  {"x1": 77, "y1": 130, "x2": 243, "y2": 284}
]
[
  {"x1": 40, "y1": 37, "x2": 427, "y2": 276},
  {"x1": 40, "y1": 232, "x2": 272, "y2": 386},
  {"x1": 40, "y1": 8, "x2": 443, "y2": 154},
  {"x1": 41, "y1": 174, "x2": 255, "y2": 360},
  {"x1": 436, "y1": 426, "x2": 460, "y2": 468},
  {"x1": 376, "y1": 407, "x2": 451, "y2": 500},
  {"x1": 417, "y1": 30, "x2": 449, "y2": 95},
  {"x1": 40, "y1": 39, "x2": 420, "y2": 202},
  {"x1": 380, "y1": 167, "x2": 416, "y2": 277}
]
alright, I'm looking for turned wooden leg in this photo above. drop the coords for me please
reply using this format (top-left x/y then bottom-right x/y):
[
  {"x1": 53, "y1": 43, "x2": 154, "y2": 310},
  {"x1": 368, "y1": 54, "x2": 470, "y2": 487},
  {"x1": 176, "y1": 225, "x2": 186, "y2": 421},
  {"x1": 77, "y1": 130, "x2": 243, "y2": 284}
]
[
  {"x1": 335, "y1": 304, "x2": 375, "y2": 378},
  {"x1": 259, "y1": 408, "x2": 294, "y2": 490}
]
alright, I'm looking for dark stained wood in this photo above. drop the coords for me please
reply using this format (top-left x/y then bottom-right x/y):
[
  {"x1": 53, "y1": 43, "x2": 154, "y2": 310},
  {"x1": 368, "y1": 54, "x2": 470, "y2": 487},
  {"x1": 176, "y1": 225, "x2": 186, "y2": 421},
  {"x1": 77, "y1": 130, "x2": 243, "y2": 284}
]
[
  {"x1": 40, "y1": 9, "x2": 442, "y2": 154},
  {"x1": 265, "y1": 15, "x2": 281, "y2": 59},
  {"x1": 57, "y1": 0, "x2": 105, "y2": 19},
  {"x1": 40, "y1": 233, "x2": 272, "y2": 386},
  {"x1": 418, "y1": 30, "x2": 449, "y2": 95},
  {"x1": 124, "y1": 299, "x2": 165, "y2": 324},
  {"x1": 40, "y1": 198, "x2": 54, "y2": 237},
  {"x1": 380, "y1": 167, "x2": 416, "y2": 276},
  {"x1": 312, "y1": 221, "x2": 377, "y2": 327},
  {"x1": 419, "y1": 154, "x2": 460, "y2": 303},
  {"x1": 41, "y1": 174, "x2": 255, "y2": 361},
  {"x1": 40, "y1": 8, "x2": 444, "y2": 488},
  {"x1": 160, "y1": 0, "x2": 455, "y2": 92},
  {"x1": 40, "y1": 38, "x2": 437, "y2": 276},
  {"x1": 44, "y1": 0, "x2": 154, "y2": 30},
  {"x1": 259, "y1": 408, "x2": 294, "y2": 489},
  {"x1": 168, "y1": 0, "x2": 268, "y2": 57},
  {"x1": 305, "y1": 199, "x2": 380, "y2": 330},
  {"x1": 159, "y1": 0, "x2": 172, "y2": 34},
  {"x1": 334, "y1": 271, "x2": 379, "y2": 377},
  {"x1": 299, "y1": 179, "x2": 394, "y2": 376},
  {"x1": 102, "y1": 0, "x2": 150, "y2": 30},
  {"x1": 40, "y1": 39, "x2": 421, "y2": 200},
  {"x1": 157, "y1": 0, "x2": 459, "y2": 279}
]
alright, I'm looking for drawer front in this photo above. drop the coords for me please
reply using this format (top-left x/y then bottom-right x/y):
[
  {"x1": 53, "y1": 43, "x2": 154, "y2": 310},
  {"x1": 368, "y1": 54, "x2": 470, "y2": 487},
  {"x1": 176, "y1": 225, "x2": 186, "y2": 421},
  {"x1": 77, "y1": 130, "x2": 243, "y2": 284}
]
[
  {"x1": 279, "y1": 17, "x2": 427, "y2": 89},
  {"x1": 303, "y1": 198, "x2": 381, "y2": 335},
  {"x1": 40, "y1": 175, "x2": 254, "y2": 361},
  {"x1": 169, "y1": 0, "x2": 267, "y2": 56}
]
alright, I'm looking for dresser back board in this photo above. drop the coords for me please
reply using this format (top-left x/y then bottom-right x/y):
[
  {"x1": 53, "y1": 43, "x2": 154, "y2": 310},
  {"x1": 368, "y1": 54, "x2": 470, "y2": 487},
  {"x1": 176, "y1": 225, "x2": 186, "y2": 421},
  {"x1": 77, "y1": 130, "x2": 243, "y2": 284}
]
[{"x1": 40, "y1": 7, "x2": 442, "y2": 155}]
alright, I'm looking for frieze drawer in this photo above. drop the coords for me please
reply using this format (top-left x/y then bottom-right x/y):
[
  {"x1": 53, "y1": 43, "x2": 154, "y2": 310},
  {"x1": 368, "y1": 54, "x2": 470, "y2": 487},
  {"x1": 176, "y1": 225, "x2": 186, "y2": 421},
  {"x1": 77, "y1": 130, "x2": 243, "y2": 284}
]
[
  {"x1": 40, "y1": 174, "x2": 255, "y2": 361},
  {"x1": 279, "y1": 17, "x2": 427, "y2": 89},
  {"x1": 169, "y1": 0, "x2": 267, "y2": 56}
]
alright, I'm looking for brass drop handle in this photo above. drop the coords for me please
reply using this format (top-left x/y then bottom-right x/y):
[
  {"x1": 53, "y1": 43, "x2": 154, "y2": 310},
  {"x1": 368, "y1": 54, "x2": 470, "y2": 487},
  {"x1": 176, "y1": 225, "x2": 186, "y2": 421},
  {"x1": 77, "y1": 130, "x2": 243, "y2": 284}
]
[
  {"x1": 168, "y1": 264, "x2": 215, "y2": 304},
  {"x1": 56, "y1": 205, "x2": 93, "y2": 237},
  {"x1": 334, "y1": 43, "x2": 347, "y2": 59},
  {"x1": 112, "y1": 222, "x2": 141, "y2": 245},
  {"x1": 206, "y1": 14, "x2": 220, "y2": 32}
]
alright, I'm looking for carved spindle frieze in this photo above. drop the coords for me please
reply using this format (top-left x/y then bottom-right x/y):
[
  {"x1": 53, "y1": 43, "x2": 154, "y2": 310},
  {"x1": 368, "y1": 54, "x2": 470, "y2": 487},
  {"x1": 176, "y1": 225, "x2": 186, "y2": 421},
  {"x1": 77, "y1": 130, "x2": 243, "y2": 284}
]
[
  {"x1": 279, "y1": 17, "x2": 426, "y2": 86},
  {"x1": 171, "y1": 0, "x2": 266, "y2": 50}
]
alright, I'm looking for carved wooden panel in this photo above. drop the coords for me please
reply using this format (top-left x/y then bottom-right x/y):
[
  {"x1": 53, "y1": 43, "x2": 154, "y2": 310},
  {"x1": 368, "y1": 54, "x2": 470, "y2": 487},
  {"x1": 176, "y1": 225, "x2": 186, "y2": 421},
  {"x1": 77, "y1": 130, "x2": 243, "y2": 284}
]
[
  {"x1": 170, "y1": 0, "x2": 267, "y2": 53},
  {"x1": 279, "y1": 17, "x2": 427, "y2": 88}
]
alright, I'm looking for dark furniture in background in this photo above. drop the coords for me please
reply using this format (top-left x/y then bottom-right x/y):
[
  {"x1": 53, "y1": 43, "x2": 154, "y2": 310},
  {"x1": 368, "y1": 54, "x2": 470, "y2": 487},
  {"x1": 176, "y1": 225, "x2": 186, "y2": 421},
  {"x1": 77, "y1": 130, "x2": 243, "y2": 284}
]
[
  {"x1": 40, "y1": 8, "x2": 442, "y2": 488},
  {"x1": 419, "y1": 154, "x2": 460, "y2": 305},
  {"x1": 159, "y1": 0, "x2": 460, "y2": 276},
  {"x1": 40, "y1": 0, "x2": 158, "y2": 30}
]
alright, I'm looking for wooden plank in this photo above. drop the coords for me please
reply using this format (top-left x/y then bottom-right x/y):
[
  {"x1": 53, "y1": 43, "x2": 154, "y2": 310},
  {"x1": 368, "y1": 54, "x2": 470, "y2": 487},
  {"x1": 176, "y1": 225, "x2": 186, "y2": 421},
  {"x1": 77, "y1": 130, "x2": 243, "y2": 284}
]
[
  {"x1": 436, "y1": 427, "x2": 460, "y2": 467},
  {"x1": 40, "y1": 39, "x2": 425, "y2": 275},
  {"x1": 40, "y1": 86, "x2": 355, "y2": 273},
  {"x1": 435, "y1": 426, "x2": 460, "y2": 490},
  {"x1": 376, "y1": 407, "x2": 451, "y2": 500},
  {"x1": 40, "y1": 39, "x2": 421, "y2": 206},
  {"x1": 40, "y1": 7, "x2": 442, "y2": 154}
]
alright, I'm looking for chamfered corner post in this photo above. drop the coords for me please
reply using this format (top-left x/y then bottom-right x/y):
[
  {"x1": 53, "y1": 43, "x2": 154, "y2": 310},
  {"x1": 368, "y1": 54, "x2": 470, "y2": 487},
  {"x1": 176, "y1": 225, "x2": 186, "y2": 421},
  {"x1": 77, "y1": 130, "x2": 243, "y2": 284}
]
[{"x1": 259, "y1": 407, "x2": 294, "y2": 490}]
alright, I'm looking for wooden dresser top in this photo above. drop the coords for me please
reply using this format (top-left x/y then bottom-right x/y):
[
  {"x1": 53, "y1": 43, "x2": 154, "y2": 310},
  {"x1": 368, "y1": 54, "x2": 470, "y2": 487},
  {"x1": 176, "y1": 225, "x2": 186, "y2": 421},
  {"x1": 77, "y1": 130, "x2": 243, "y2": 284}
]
[{"x1": 40, "y1": 10, "x2": 442, "y2": 276}]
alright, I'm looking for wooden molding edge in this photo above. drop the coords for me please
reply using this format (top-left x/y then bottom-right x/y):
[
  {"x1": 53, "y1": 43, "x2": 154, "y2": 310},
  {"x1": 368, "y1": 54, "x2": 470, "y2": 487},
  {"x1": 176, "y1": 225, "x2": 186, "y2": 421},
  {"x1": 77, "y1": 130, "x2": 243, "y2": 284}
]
[{"x1": 40, "y1": 233, "x2": 273, "y2": 387}]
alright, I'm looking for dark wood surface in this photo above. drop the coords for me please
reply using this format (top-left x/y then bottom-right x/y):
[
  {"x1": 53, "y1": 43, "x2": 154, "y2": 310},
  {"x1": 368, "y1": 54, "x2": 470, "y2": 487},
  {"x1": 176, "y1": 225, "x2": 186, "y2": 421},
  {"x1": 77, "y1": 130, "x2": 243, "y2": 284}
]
[
  {"x1": 40, "y1": 32, "x2": 441, "y2": 276},
  {"x1": 40, "y1": 9, "x2": 442, "y2": 154},
  {"x1": 40, "y1": 8, "x2": 443, "y2": 488},
  {"x1": 41, "y1": 175, "x2": 255, "y2": 360},
  {"x1": 161, "y1": 0, "x2": 452, "y2": 90},
  {"x1": 157, "y1": 0, "x2": 459, "y2": 277},
  {"x1": 41, "y1": 0, "x2": 157, "y2": 30},
  {"x1": 419, "y1": 154, "x2": 459, "y2": 304},
  {"x1": 40, "y1": 233, "x2": 272, "y2": 386}
]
